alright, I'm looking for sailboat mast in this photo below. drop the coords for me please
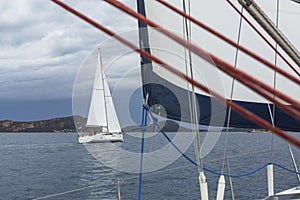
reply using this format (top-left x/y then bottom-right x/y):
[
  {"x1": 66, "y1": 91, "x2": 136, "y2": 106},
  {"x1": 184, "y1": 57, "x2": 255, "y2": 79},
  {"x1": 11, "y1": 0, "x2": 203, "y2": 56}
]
[{"x1": 98, "y1": 48, "x2": 109, "y2": 132}]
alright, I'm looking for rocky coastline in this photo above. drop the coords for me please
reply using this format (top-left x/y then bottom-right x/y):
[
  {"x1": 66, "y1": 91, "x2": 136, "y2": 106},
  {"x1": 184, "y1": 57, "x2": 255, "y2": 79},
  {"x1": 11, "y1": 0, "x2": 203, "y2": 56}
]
[{"x1": 0, "y1": 116, "x2": 76, "y2": 132}]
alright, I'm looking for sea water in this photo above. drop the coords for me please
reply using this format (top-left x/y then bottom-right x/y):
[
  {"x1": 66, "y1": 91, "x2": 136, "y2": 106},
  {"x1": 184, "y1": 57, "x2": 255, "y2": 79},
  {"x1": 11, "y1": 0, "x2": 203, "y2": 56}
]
[{"x1": 0, "y1": 132, "x2": 299, "y2": 200}]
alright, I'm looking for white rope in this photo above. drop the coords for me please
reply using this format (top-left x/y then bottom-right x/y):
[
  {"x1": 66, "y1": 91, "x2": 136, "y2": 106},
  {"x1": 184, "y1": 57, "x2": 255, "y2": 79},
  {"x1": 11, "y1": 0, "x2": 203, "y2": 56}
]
[{"x1": 32, "y1": 185, "x2": 99, "y2": 200}]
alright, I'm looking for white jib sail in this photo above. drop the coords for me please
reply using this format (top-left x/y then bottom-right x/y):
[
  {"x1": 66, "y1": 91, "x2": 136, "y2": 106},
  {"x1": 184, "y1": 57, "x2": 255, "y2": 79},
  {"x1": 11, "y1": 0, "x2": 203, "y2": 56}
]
[
  {"x1": 103, "y1": 73, "x2": 122, "y2": 133},
  {"x1": 86, "y1": 50, "x2": 107, "y2": 127}
]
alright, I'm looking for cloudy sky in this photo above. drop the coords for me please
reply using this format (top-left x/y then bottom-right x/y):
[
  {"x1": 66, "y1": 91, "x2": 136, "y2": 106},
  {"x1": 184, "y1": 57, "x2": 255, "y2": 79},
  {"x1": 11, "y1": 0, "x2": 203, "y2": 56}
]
[{"x1": 0, "y1": 0, "x2": 141, "y2": 122}]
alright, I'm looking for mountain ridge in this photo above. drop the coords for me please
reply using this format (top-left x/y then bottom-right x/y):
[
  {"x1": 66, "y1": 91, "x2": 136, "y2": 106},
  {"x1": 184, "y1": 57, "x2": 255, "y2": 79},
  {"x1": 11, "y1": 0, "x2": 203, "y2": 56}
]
[{"x1": 0, "y1": 116, "x2": 76, "y2": 132}]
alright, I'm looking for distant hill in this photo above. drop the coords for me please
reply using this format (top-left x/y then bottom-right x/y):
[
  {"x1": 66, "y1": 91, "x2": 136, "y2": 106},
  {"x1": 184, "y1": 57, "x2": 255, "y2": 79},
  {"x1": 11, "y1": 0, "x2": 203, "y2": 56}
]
[
  {"x1": 0, "y1": 116, "x2": 191, "y2": 133},
  {"x1": 0, "y1": 116, "x2": 250, "y2": 133},
  {"x1": 0, "y1": 116, "x2": 77, "y2": 132}
]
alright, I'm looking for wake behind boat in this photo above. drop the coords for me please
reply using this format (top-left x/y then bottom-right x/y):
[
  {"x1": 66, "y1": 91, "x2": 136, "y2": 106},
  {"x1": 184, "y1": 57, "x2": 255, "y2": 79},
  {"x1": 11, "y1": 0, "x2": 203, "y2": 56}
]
[{"x1": 78, "y1": 49, "x2": 123, "y2": 143}]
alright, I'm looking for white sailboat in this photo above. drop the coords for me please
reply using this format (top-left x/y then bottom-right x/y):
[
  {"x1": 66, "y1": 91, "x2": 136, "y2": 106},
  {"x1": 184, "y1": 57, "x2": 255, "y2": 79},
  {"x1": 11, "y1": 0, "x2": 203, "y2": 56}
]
[{"x1": 78, "y1": 49, "x2": 123, "y2": 143}]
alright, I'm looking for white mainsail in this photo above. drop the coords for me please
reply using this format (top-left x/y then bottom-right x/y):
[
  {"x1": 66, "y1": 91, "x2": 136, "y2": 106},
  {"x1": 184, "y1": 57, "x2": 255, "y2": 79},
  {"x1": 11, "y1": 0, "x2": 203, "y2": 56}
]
[{"x1": 86, "y1": 51, "x2": 107, "y2": 127}]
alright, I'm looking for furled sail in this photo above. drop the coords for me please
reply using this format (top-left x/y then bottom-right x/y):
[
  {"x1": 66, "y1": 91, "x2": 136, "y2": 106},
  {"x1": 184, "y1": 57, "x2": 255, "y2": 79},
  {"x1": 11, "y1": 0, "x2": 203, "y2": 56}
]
[{"x1": 137, "y1": 0, "x2": 300, "y2": 131}]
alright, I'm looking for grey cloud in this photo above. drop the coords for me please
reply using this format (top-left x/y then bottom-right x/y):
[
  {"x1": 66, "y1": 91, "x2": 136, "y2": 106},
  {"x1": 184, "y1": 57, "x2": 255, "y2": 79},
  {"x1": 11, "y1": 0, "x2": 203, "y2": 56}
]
[{"x1": 0, "y1": 0, "x2": 138, "y2": 101}]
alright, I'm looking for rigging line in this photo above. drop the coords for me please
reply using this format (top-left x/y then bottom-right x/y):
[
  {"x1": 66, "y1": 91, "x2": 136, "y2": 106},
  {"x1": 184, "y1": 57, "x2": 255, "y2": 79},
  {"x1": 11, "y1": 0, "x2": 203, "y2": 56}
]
[
  {"x1": 110, "y1": 1, "x2": 300, "y2": 118},
  {"x1": 34, "y1": 163, "x2": 196, "y2": 200},
  {"x1": 222, "y1": 5, "x2": 244, "y2": 173},
  {"x1": 263, "y1": 7, "x2": 300, "y2": 15},
  {"x1": 149, "y1": 115, "x2": 300, "y2": 178},
  {"x1": 271, "y1": 0, "x2": 281, "y2": 162},
  {"x1": 32, "y1": 185, "x2": 103, "y2": 200},
  {"x1": 151, "y1": 1, "x2": 300, "y2": 117},
  {"x1": 104, "y1": 0, "x2": 300, "y2": 119},
  {"x1": 182, "y1": 0, "x2": 204, "y2": 173},
  {"x1": 223, "y1": 6, "x2": 245, "y2": 200},
  {"x1": 138, "y1": 104, "x2": 147, "y2": 200},
  {"x1": 145, "y1": 105, "x2": 199, "y2": 167},
  {"x1": 144, "y1": 105, "x2": 300, "y2": 178},
  {"x1": 133, "y1": 0, "x2": 300, "y2": 114},
  {"x1": 51, "y1": 0, "x2": 300, "y2": 148},
  {"x1": 102, "y1": 0, "x2": 300, "y2": 123},
  {"x1": 271, "y1": 162, "x2": 300, "y2": 175},
  {"x1": 182, "y1": 0, "x2": 195, "y2": 167},
  {"x1": 158, "y1": 0, "x2": 300, "y2": 80},
  {"x1": 33, "y1": 159, "x2": 300, "y2": 200},
  {"x1": 182, "y1": 0, "x2": 191, "y2": 106},
  {"x1": 226, "y1": 0, "x2": 300, "y2": 77},
  {"x1": 154, "y1": 6, "x2": 300, "y2": 120},
  {"x1": 288, "y1": 145, "x2": 300, "y2": 183},
  {"x1": 226, "y1": 156, "x2": 235, "y2": 200},
  {"x1": 38, "y1": 145, "x2": 279, "y2": 200},
  {"x1": 98, "y1": 49, "x2": 109, "y2": 130},
  {"x1": 267, "y1": 104, "x2": 275, "y2": 160}
]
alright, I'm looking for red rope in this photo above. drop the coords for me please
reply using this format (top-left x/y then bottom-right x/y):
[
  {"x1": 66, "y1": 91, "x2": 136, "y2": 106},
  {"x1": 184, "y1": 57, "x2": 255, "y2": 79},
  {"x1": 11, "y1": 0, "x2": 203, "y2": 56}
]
[
  {"x1": 226, "y1": 0, "x2": 300, "y2": 77},
  {"x1": 157, "y1": 0, "x2": 300, "y2": 80},
  {"x1": 104, "y1": 0, "x2": 300, "y2": 117},
  {"x1": 50, "y1": 0, "x2": 300, "y2": 148}
]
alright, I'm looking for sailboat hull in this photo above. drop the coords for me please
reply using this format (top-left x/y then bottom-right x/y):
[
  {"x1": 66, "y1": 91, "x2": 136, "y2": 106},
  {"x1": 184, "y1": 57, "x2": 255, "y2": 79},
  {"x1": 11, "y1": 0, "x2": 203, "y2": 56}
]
[{"x1": 78, "y1": 133, "x2": 124, "y2": 143}]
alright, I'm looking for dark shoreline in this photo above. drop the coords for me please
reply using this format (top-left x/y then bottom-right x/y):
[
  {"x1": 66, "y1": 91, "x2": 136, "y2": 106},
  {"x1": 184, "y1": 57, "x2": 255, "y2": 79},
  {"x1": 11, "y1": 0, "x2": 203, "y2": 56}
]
[
  {"x1": 0, "y1": 116, "x2": 76, "y2": 133},
  {"x1": 0, "y1": 116, "x2": 261, "y2": 133}
]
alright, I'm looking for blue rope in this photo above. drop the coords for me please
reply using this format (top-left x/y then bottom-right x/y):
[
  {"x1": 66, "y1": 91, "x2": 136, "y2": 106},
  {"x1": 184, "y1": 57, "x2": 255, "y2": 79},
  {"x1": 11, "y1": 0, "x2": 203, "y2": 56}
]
[
  {"x1": 159, "y1": 124, "x2": 199, "y2": 167},
  {"x1": 203, "y1": 163, "x2": 269, "y2": 178},
  {"x1": 271, "y1": 162, "x2": 300, "y2": 175},
  {"x1": 160, "y1": 127, "x2": 300, "y2": 178},
  {"x1": 138, "y1": 105, "x2": 147, "y2": 200},
  {"x1": 142, "y1": 105, "x2": 300, "y2": 178}
]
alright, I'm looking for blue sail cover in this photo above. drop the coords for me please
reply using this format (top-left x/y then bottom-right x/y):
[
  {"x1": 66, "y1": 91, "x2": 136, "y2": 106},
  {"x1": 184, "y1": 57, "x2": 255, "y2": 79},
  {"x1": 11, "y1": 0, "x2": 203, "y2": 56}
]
[{"x1": 137, "y1": 0, "x2": 300, "y2": 131}]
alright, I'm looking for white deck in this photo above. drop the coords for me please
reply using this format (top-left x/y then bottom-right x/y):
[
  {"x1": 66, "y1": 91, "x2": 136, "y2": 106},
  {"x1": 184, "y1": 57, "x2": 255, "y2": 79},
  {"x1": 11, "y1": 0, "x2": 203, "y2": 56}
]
[{"x1": 78, "y1": 132, "x2": 123, "y2": 143}]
